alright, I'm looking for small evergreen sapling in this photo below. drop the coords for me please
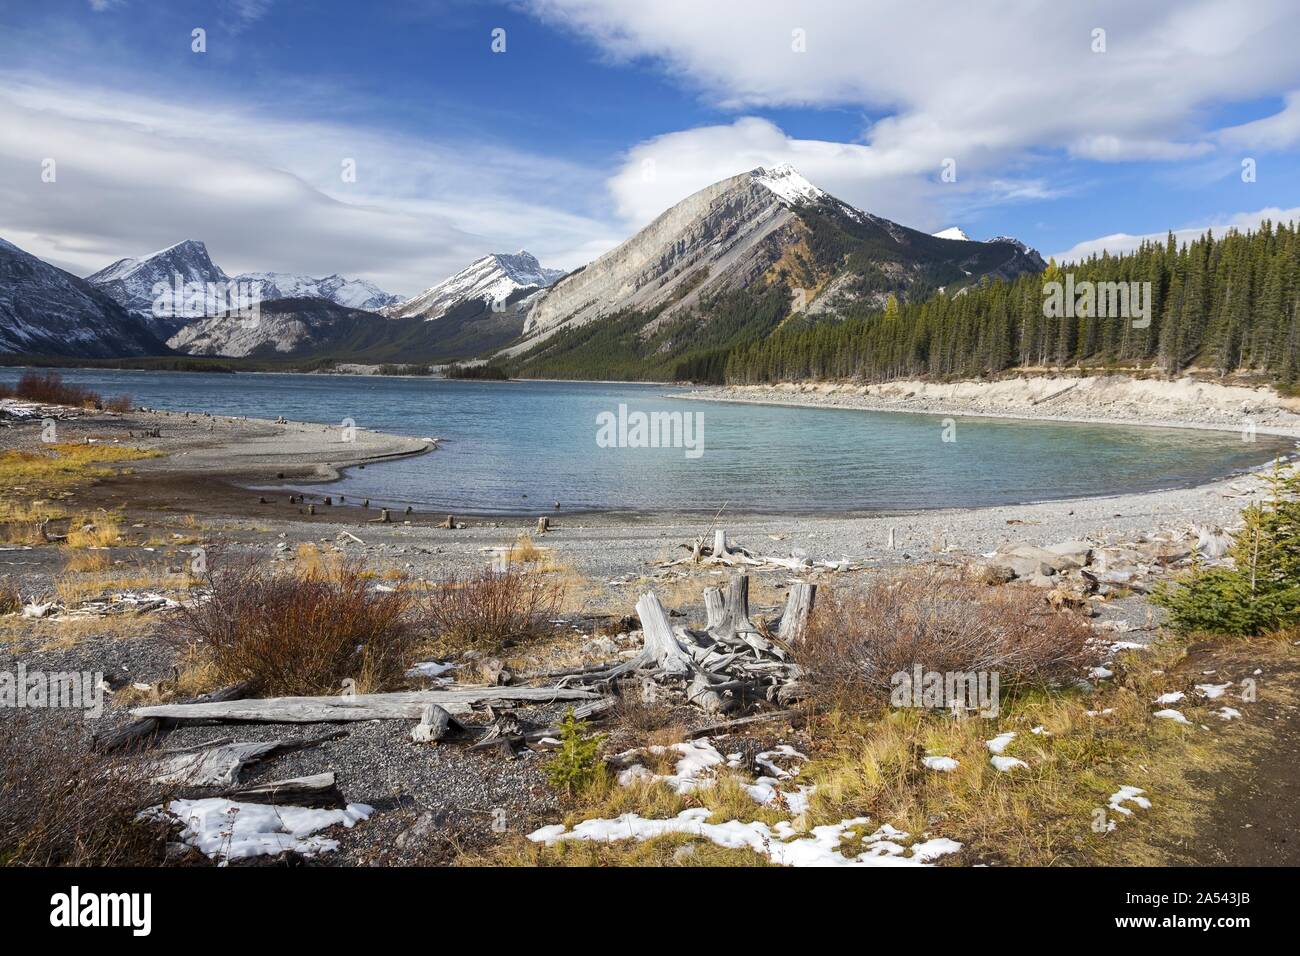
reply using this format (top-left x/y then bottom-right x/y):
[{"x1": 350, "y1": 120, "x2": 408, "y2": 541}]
[{"x1": 545, "y1": 709, "x2": 606, "y2": 797}]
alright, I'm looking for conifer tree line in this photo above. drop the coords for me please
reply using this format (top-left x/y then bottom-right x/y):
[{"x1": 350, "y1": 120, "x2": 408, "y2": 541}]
[{"x1": 724, "y1": 221, "x2": 1300, "y2": 388}]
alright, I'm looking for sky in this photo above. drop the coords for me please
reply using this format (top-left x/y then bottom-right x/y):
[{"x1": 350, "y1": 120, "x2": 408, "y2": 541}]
[{"x1": 2, "y1": 0, "x2": 1299, "y2": 298}]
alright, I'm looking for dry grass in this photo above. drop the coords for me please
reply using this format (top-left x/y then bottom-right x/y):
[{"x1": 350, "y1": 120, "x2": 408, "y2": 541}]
[
  {"x1": 0, "y1": 500, "x2": 67, "y2": 545},
  {"x1": 419, "y1": 565, "x2": 564, "y2": 653},
  {"x1": 0, "y1": 715, "x2": 175, "y2": 866},
  {"x1": 64, "y1": 512, "x2": 121, "y2": 549},
  {"x1": 795, "y1": 567, "x2": 1099, "y2": 709},
  {"x1": 171, "y1": 554, "x2": 419, "y2": 696}
]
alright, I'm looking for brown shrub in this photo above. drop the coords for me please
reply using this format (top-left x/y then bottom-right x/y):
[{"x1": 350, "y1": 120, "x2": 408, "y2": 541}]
[
  {"x1": 0, "y1": 716, "x2": 176, "y2": 866},
  {"x1": 419, "y1": 565, "x2": 563, "y2": 652},
  {"x1": 794, "y1": 567, "x2": 1098, "y2": 708},
  {"x1": 0, "y1": 371, "x2": 132, "y2": 412},
  {"x1": 171, "y1": 554, "x2": 418, "y2": 696}
]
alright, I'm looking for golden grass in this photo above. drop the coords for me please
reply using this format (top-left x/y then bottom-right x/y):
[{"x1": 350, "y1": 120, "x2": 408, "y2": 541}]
[
  {"x1": 0, "y1": 443, "x2": 160, "y2": 494},
  {"x1": 472, "y1": 631, "x2": 1296, "y2": 867},
  {"x1": 64, "y1": 513, "x2": 121, "y2": 549},
  {"x1": 63, "y1": 550, "x2": 110, "y2": 573}
]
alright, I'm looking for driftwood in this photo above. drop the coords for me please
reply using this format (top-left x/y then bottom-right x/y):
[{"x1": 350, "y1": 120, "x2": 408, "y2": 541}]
[
  {"x1": 553, "y1": 573, "x2": 804, "y2": 715},
  {"x1": 94, "y1": 682, "x2": 252, "y2": 752},
  {"x1": 670, "y1": 528, "x2": 862, "y2": 572},
  {"x1": 147, "y1": 730, "x2": 346, "y2": 786},
  {"x1": 221, "y1": 772, "x2": 345, "y2": 809},
  {"x1": 131, "y1": 685, "x2": 599, "y2": 724}
]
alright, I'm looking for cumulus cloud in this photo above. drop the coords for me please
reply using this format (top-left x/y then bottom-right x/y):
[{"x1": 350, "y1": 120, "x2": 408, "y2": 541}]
[
  {"x1": 1050, "y1": 205, "x2": 1300, "y2": 263},
  {"x1": 0, "y1": 77, "x2": 621, "y2": 296},
  {"x1": 540, "y1": 0, "x2": 1300, "y2": 231}
]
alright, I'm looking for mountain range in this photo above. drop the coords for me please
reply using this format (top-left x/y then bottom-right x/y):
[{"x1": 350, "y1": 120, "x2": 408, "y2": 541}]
[{"x1": 0, "y1": 165, "x2": 1046, "y2": 372}]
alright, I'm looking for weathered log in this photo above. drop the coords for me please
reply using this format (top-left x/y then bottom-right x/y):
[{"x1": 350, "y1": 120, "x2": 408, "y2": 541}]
[
  {"x1": 776, "y1": 580, "x2": 817, "y2": 645},
  {"x1": 220, "y1": 772, "x2": 346, "y2": 809},
  {"x1": 713, "y1": 529, "x2": 730, "y2": 559},
  {"x1": 685, "y1": 709, "x2": 799, "y2": 739},
  {"x1": 94, "y1": 682, "x2": 252, "y2": 752},
  {"x1": 131, "y1": 685, "x2": 599, "y2": 724},
  {"x1": 147, "y1": 729, "x2": 346, "y2": 786}
]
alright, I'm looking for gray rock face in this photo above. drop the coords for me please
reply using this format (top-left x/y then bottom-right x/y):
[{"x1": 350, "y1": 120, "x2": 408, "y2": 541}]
[{"x1": 523, "y1": 169, "x2": 797, "y2": 340}]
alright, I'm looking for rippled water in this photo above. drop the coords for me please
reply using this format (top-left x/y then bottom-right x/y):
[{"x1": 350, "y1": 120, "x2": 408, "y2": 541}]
[{"x1": 2, "y1": 368, "x2": 1288, "y2": 515}]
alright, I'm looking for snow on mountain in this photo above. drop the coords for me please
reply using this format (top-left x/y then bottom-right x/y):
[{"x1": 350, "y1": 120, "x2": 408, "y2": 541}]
[
  {"x1": 751, "y1": 163, "x2": 828, "y2": 206},
  {"x1": 232, "y1": 273, "x2": 400, "y2": 312},
  {"x1": 933, "y1": 227, "x2": 973, "y2": 241},
  {"x1": 0, "y1": 237, "x2": 171, "y2": 357},
  {"x1": 87, "y1": 241, "x2": 399, "y2": 319},
  {"x1": 87, "y1": 239, "x2": 227, "y2": 320},
  {"x1": 383, "y1": 251, "x2": 565, "y2": 321}
]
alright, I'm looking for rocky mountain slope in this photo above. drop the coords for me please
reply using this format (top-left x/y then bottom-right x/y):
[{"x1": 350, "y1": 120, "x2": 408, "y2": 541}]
[
  {"x1": 384, "y1": 251, "x2": 563, "y2": 321},
  {"x1": 508, "y1": 164, "x2": 1045, "y2": 378},
  {"x1": 87, "y1": 240, "x2": 400, "y2": 327},
  {"x1": 0, "y1": 237, "x2": 171, "y2": 358}
]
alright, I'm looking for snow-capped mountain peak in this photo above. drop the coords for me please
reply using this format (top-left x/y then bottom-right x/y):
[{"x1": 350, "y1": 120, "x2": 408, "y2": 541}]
[
  {"x1": 384, "y1": 250, "x2": 564, "y2": 321},
  {"x1": 933, "y1": 226, "x2": 973, "y2": 241},
  {"x1": 750, "y1": 164, "x2": 827, "y2": 206}
]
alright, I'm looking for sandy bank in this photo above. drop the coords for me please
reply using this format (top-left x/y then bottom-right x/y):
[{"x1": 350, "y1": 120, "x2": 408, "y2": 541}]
[{"x1": 679, "y1": 374, "x2": 1300, "y2": 439}]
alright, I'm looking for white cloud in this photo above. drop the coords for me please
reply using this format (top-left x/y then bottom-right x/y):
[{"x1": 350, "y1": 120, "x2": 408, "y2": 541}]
[
  {"x1": 539, "y1": 0, "x2": 1300, "y2": 231},
  {"x1": 0, "y1": 77, "x2": 621, "y2": 297},
  {"x1": 606, "y1": 117, "x2": 1062, "y2": 234},
  {"x1": 1218, "y1": 91, "x2": 1300, "y2": 151},
  {"x1": 1050, "y1": 205, "x2": 1300, "y2": 262}
]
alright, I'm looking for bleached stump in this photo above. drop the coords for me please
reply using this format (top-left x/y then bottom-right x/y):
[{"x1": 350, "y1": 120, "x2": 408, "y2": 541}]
[
  {"x1": 710, "y1": 573, "x2": 756, "y2": 641},
  {"x1": 777, "y1": 581, "x2": 817, "y2": 645},
  {"x1": 635, "y1": 592, "x2": 695, "y2": 676},
  {"x1": 411, "y1": 703, "x2": 457, "y2": 743},
  {"x1": 713, "y1": 529, "x2": 730, "y2": 559},
  {"x1": 536, "y1": 516, "x2": 550, "y2": 534},
  {"x1": 703, "y1": 587, "x2": 725, "y2": 631}
]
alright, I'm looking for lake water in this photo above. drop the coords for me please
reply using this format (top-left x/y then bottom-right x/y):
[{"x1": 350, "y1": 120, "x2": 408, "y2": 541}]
[{"x1": 1, "y1": 368, "x2": 1289, "y2": 515}]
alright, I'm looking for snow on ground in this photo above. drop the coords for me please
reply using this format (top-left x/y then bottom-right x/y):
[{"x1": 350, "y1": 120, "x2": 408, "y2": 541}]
[
  {"x1": 1154, "y1": 691, "x2": 1186, "y2": 705},
  {"x1": 1217, "y1": 706, "x2": 1242, "y2": 720},
  {"x1": 985, "y1": 732, "x2": 1016, "y2": 754},
  {"x1": 1107, "y1": 786, "x2": 1151, "y2": 817},
  {"x1": 528, "y1": 808, "x2": 962, "y2": 867},
  {"x1": 1196, "y1": 682, "x2": 1232, "y2": 699},
  {"x1": 1153, "y1": 708, "x2": 1192, "y2": 724},
  {"x1": 144, "y1": 798, "x2": 373, "y2": 862},
  {"x1": 615, "y1": 738, "x2": 726, "y2": 794},
  {"x1": 922, "y1": 754, "x2": 959, "y2": 772},
  {"x1": 991, "y1": 755, "x2": 1029, "y2": 773}
]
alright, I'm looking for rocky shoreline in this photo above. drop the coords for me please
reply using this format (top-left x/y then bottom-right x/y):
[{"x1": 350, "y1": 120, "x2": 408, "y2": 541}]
[{"x1": 678, "y1": 374, "x2": 1300, "y2": 439}]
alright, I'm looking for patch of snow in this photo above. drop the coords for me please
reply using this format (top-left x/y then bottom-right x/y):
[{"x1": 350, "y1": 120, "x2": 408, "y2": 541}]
[
  {"x1": 144, "y1": 798, "x2": 373, "y2": 862},
  {"x1": 1196, "y1": 682, "x2": 1231, "y2": 699},
  {"x1": 1154, "y1": 691, "x2": 1186, "y2": 705},
  {"x1": 922, "y1": 754, "x2": 959, "y2": 772},
  {"x1": 985, "y1": 732, "x2": 1016, "y2": 754},
  {"x1": 751, "y1": 164, "x2": 827, "y2": 206},
  {"x1": 529, "y1": 808, "x2": 961, "y2": 867},
  {"x1": 932, "y1": 226, "x2": 972, "y2": 241},
  {"x1": 1090, "y1": 666, "x2": 1114, "y2": 680},
  {"x1": 1107, "y1": 785, "x2": 1151, "y2": 817},
  {"x1": 1153, "y1": 708, "x2": 1192, "y2": 724},
  {"x1": 990, "y1": 755, "x2": 1028, "y2": 772},
  {"x1": 1217, "y1": 707, "x2": 1242, "y2": 720}
]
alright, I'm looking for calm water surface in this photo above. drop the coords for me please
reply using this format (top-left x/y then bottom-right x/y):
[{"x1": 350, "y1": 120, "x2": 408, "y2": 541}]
[{"x1": 1, "y1": 368, "x2": 1289, "y2": 515}]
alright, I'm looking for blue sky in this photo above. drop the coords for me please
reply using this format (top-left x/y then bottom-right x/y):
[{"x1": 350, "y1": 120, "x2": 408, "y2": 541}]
[{"x1": 2, "y1": 0, "x2": 1299, "y2": 296}]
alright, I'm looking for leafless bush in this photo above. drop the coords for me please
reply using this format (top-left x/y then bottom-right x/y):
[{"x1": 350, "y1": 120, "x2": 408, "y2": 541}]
[
  {"x1": 171, "y1": 554, "x2": 418, "y2": 696},
  {"x1": 794, "y1": 567, "x2": 1098, "y2": 708},
  {"x1": 419, "y1": 565, "x2": 563, "y2": 651},
  {"x1": 0, "y1": 716, "x2": 176, "y2": 866},
  {"x1": 0, "y1": 371, "x2": 132, "y2": 412}
]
